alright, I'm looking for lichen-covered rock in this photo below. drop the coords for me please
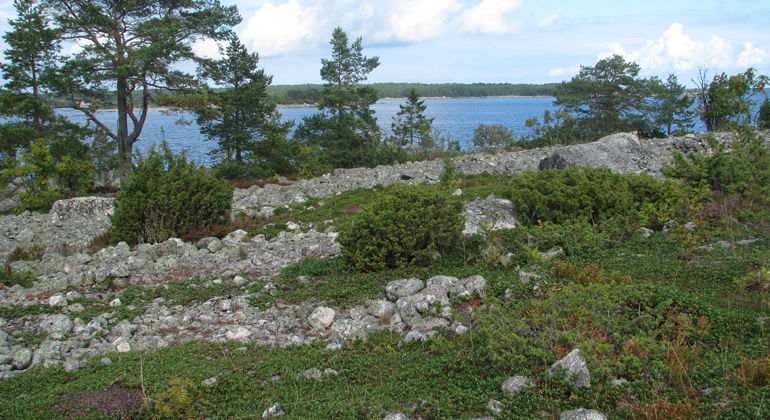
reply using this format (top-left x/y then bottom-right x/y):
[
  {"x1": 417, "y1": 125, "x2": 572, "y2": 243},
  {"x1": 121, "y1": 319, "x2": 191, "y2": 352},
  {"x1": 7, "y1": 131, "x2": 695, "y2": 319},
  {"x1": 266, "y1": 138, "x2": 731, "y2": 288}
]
[
  {"x1": 307, "y1": 307, "x2": 336, "y2": 329},
  {"x1": 549, "y1": 349, "x2": 591, "y2": 388},
  {"x1": 560, "y1": 408, "x2": 607, "y2": 420},
  {"x1": 501, "y1": 376, "x2": 533, "y2": 397},
  {"x1": 463, "y1": 195, "x2": 518, "y2": 235},
  {"x1": 48, "y1": 197, "x2": 115, "y2": 223},
  {"x1": 11, "y1": 348, "x2": 33, "y2": 370},
  {"x1": 385, "y1": 278, "x2": 424, "y2": 301}
]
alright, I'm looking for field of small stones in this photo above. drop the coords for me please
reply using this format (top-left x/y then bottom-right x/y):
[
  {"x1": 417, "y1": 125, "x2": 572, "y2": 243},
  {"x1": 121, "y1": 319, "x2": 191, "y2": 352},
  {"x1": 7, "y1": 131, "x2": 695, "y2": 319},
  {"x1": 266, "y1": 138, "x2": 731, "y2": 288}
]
[{"x1": 0, "y1": 132, "x2": 768, "y2": 419}]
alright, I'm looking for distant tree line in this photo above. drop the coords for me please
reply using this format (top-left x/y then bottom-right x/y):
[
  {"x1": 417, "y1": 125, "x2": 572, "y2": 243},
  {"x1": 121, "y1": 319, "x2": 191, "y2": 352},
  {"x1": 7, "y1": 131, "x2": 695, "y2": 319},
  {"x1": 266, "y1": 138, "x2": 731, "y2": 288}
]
[{"x1": 267, "y1": 82, "x2": 558, "y2": 105}]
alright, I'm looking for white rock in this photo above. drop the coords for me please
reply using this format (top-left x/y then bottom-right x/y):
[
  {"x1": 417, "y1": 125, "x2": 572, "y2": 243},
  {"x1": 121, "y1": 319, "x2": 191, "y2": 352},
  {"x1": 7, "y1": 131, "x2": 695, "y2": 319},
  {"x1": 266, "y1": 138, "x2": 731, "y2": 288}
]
[
  {"x1": 262, "y1": 402, "x2": 284, "y2": 419},
  {"x1": 226, "y1": 326, "x2": 252, "y2": 341},
  {"x1": 115, "y1": 338, "x2": 131, "y2": 353},
  {"x1": 384, "y1": 278, "x2": 424, "y2": 301},
  {"x1": 501, "y1": 376, "x2": 534, "y2": 397},
  {"x1": 48, "y1": 294, "x2": 68, "y2": 307},
  {"x1": 487, "y1": 399, "x2": 503, "y2": 414},
  {"x1": 548, "y1": 349, "x2": 591, "y2": 388},
  {"x1": 560, "y1": 408, "x2": 607, "y2": 420},
  {"x1": 109, "y1": 298, "x2": 122, "y2": 307},
  {"x1": 307, "y1": 307, "x2": 336, "y2": 329}
]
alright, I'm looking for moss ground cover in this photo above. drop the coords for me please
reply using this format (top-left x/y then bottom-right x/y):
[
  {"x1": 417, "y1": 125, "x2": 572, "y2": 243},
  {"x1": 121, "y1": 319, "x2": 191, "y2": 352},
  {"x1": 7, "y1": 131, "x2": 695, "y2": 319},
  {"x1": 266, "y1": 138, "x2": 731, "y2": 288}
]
[{"x1": 1, "y1": 168, "x2": 768, "y2": 419}]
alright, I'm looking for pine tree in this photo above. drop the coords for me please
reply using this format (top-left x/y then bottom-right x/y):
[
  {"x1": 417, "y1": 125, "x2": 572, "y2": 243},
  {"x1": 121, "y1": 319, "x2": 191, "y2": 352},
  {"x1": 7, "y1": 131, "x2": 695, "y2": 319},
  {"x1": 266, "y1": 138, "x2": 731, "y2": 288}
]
[
  {"x1": 391, "y1": 89, "x2": 433, "y2": 147},
  {"x1": 0, "y1": 0, "x2": 61, "y2": 157},
  {"x1": 554, "y1": 55, "x2": 653, "y2": 141},
  {"x1": 295, "y1": 27, "x2": 381, "y2": 168},
  {"x1": 45, "y1": 0, "x2": 240, "y2": 174},
  {"x1": 651, "y1": 74, "x2": 694, "y2": 135},
  {"x1": 196, "y1": 37, "x2": 287, "y2": 163}
]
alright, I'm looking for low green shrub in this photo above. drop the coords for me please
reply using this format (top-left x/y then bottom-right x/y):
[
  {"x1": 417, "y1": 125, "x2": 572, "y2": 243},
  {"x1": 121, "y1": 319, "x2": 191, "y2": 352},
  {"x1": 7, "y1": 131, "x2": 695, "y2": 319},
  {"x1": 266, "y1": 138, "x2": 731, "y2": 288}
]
[
  {"x1": 470, "y1": 124, "x2": 514, "y2": 148},
  {"x1": 151, "y1": 377, "x2": 204, "y2": 420},
  {"x1": 2, "y1": 139, "x2": 94, "y2": 212},
  {"x1": 0, "y1": 266, "x2": 34, "y2": 288},
  {"x1": 476, "y1": 283, "x2": 711, "y2": 382},
  {"x1": 338, "y1": 183, "x2": 463, "y2": 271},
  {"x1": 210, "y1": 160, "x2": 274, "y2": 180},
  {"x1": 110, "y1": 143, "x2": 233, "y2": 245},
  {"x1": 552, "y1": 260, "x2": 631, "y2": 286},
  {"x1": 507, "y1": 167, "x2": 685, "y2": 227},
  {"x1": 662, "y1": 130, "x2": 770, "y2": 202}
]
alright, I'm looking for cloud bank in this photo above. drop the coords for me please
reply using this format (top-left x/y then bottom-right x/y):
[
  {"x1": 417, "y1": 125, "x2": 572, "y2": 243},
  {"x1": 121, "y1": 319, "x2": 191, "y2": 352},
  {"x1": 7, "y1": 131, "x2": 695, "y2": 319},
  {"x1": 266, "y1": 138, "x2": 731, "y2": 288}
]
[{"x1": 598, "y1": 23, "x2": 768, "y2": 73}]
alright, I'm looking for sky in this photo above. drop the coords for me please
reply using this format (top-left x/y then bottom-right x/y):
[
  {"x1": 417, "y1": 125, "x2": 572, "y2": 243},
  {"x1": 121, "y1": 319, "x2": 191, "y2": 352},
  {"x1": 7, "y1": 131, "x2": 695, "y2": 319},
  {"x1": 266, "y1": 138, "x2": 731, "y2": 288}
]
[{"x1": 0, "y1": 0, "x2": 768, "y2": 87}]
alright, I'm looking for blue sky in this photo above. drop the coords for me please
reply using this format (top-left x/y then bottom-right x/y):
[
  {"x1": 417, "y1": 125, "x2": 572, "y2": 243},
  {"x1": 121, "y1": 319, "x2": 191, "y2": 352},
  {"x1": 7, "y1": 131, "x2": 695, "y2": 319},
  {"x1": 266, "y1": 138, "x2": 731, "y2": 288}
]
[{"x1": 1, "y1": 0, "x2": 768, "y2": 87}]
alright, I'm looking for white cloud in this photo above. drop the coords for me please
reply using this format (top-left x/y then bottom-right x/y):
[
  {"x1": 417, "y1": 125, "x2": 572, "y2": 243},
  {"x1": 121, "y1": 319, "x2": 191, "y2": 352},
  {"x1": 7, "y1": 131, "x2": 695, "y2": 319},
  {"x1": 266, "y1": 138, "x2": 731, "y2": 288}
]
[
  {"x1": 239, "y1": 0, "x2": 318, "y2": 57},
  {"x1": 381, "y1": 0, "x2": 462, "y2": 43},
  {"x1": 236, "y1": 0, "x2": 466, "y2": 56},
  {"x1": 461, "y1": 0, "x2": 523, "y2": 35},
  {"x1": 548, "y1": 65, "x2": 579, "y2": 77},
  {"x1": 737, "y1": 41, "x2": 769, "y2": 67},
  {"x1": 192, "y1": 39, "x2": 223, "y2": 59},
  {"x1": 539, "y1": 12, "x2": 560, "y2": 29},
  {"x1": 598, "y1": 23, "x2": 761, "y2": 73}
]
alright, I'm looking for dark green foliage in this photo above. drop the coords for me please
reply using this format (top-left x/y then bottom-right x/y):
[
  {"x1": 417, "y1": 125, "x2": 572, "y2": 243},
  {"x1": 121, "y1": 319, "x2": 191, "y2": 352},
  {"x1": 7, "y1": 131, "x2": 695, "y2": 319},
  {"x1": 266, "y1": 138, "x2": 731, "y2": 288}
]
[
  {"x1": 662, "y1": 130, "x2": 770, "y2": 200},
  {"x1": 0, "y1": 266, "x2": 35, "y2": 288},
  {"x1": 211, "y1": 160, "x2": 274, "y2": 180},
  {"x1": 338, "y1": 184, "x2": 463, "y2": 271},
  {"x1": 196, "y1": 37, "x2": 292, "y2": 166},
  {"x1": 553, "y1": 55, "x2": 657, "y2": 141},
  {"x1": 0, "y1": 0, "x2": 95, "y2": 165},
  {"x1": 267, "y1": 82, "x2": 559, "y2": 104},
  {"x1": 0, "y1": 0, "x2": 60, "y2": 136},
  {"x1": 758, "y1": 97, "x2": 770, "y2": 129},
  {"x1": 294, "y1": 27, "x2": 383, "y2": 169},
  {"x1": 470, "y1": 124, "x2": 514, "y2": 148},
  {"x1": 650, "y1": 74, "x2": 695, "y2": 136},
  {"x1": 508, "y1": 167, "x2": 684, "y2": 227},
  {"x1": 46, "y1": 0, "x2": 241, "y2": 173},
  {"x1": 525, "y1": 60, "x2": 695, "y2": 145},
  {"x1": 391, "y1": 88, "x2": 433, "y2": 147},
  {"x1": 1, "y1": 139, "x2": 93, "y2": 212},
  {"x1": 694, "y1": 68, "x2": 770, "y2": 131},
  {"x1": 109, "y1": 143, "x2": 233, "y2": 245},
  {"x1": 520, "y1": 109, "x2": 579, "y2": 148}
]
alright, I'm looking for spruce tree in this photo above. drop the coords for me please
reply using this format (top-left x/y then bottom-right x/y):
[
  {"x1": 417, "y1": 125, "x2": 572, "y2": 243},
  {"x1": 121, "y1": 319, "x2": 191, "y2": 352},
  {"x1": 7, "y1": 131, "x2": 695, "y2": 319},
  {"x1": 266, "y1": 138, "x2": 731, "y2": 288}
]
[
  {"x1": 391, "y1": 88, "x2": 433, "y2": 147},
  {"x1": 295, "y1": 27, "x2": 381, "y2": 168},
  {"x1": 196, "y1": 37, "x2": 288, "y2": 163},
  {"x1": 0, "y1": 0, "x2": 61, "y2": 157}
]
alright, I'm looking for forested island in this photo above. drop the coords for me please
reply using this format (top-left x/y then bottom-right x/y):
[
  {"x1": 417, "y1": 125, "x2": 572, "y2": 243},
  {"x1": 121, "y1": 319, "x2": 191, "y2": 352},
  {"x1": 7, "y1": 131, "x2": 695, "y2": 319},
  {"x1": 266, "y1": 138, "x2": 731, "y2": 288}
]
[{"x1": 266, "y1": 82, "x2": 559, "y2": 105}]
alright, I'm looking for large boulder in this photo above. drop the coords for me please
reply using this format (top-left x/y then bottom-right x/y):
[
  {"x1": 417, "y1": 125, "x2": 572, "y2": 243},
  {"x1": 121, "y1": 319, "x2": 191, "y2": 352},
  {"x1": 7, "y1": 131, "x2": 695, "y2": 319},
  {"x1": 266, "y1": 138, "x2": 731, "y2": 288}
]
[
  {"x1": 538, "y1": 132, "x2": 669, "y2": 175},
  {"x1": 463, "y1": 195, "x2": 518, "y2": 235},
  {"x1": 49, "y1": 197, "x2": 115, "y2": 223}
]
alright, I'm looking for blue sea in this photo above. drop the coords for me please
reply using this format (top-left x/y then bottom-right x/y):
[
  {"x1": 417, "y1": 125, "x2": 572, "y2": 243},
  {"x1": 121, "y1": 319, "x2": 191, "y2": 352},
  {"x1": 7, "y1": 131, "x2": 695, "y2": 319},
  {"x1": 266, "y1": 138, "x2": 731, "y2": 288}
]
[{"x1": 55, "y1": 96, "x2": 713, "y2": 166}]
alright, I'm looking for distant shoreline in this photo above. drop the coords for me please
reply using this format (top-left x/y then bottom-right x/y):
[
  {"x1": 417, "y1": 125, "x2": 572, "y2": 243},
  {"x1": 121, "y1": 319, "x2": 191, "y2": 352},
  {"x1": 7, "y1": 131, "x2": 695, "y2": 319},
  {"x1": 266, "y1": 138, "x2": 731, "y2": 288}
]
[{"x1": 55, "y1": 94, "x2": 555, "y2": 112}]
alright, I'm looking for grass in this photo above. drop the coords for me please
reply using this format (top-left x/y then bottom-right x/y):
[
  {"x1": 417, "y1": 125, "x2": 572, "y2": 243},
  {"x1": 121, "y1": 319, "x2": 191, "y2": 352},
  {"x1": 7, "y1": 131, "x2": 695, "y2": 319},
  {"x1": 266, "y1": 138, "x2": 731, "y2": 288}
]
[{"x1": 1, "y1": 171, "x2": 769, "y2": 419}]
